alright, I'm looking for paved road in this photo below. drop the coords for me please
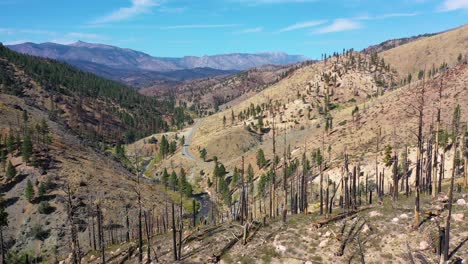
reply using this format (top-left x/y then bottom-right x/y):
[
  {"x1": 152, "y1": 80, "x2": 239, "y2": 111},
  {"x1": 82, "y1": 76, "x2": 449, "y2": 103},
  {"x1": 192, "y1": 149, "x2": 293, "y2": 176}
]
[{"x1": 182, "y1": 119, "x2": 202, "y2": 162}]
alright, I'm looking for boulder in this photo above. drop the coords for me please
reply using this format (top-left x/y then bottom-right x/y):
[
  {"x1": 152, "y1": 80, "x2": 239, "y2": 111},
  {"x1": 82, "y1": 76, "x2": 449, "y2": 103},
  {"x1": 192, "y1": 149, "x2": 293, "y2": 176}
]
[
  {"x1": 276, "y1": 244, "x2": 287, "y2": 253},
  {"x1": 419, "y1": 241, "x2": 430, "y2": 250},
  {"x1": 319, "y1": 239, "x2": 328, "y2": 248},
  {"x1": 452, "y1": 213, "x2": 464, "y2": 222},
  {"x1": 369, "y1": 211, "x2": 382, "y2": 217},
  {"x1": 456, "y1": 199, "x2": 466, "y2": 206},
  {"x1": 362, "y1": 224, "x2": 370, "y2": 234},
  {"x1": 392, "y1": 217, "x2": 399, "y2": 223},
  {"x1": 399, "y1": 214, "x2": 409, "y2": 219},
  {"x1": 437, "y1": 194, "x2": 449, "y2": 203}
]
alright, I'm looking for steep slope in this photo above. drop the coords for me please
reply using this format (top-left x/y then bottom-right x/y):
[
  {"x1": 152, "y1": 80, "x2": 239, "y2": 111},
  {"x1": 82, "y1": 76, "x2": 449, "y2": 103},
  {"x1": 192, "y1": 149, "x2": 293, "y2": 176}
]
[
  {"x1": 380, "y1": 24, "x2": 468, "y2": 77},
  {"x1": 0, "y1": 44, "x2": 192, "y2": 143},
  {"x1": 362, "y1": 32, "x2": 438, "y2": 54},
  {"x1": 141, "y1": 62, "x2": 315, "y2": 116},
  {"x1": 0, "y1": 85, "x2": 172, "y2": 263}
]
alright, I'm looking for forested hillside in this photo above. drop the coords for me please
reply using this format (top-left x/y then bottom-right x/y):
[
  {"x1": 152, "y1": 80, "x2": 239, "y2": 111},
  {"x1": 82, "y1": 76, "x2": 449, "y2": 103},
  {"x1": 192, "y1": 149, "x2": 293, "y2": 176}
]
[{"x1": 0, "y1": 44, "x2": 192, "y2": 143}]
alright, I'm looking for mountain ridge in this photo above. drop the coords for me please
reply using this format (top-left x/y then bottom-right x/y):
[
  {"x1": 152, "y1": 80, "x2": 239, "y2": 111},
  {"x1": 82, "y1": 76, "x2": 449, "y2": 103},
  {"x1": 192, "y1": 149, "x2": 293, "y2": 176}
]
[{"x1": 6, "y1": 41, "x2": 307, "y2": 87}]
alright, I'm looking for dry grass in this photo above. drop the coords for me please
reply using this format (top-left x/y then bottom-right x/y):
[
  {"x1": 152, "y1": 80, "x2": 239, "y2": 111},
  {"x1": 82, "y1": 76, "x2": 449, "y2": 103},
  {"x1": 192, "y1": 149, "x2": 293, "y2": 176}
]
[{"x1": 380, "y1": 24, "x2": 468, "y2": 77}]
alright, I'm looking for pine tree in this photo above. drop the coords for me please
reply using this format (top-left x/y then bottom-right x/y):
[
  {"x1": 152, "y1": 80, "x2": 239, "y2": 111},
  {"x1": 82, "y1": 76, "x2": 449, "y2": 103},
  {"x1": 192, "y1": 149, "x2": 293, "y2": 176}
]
[
  {"x1": 6, "y1": 161, "x2": 16, "y2": 181},
  {"x1": 383, "y1": 145, "x2": 393, "y2": 167},
  {"x1": 25, "y1": 179, "x2": 35, "y2": 203},
  {"x1": 178, "y1": 168, "x2": 187, "y2": 194},
  {"x1": 199, "y1": 148, "x2": 207, "y2": 161},
  {"x1": 0, "y1": 150, "x2": 6, "y2": 172},
  {"x1": 162, "y1": 168, "x2": 170, "y2": 189},
  {"x1": 169, "y1": 171, "x2": 178, "y2": 191},
  {"x1": 256, "y1": 149, "x2": 266, "y2": 169},
  {"x1": 38, "y1": 182, "x2": 47, "y2": 199},
  {"x1": 0, "y1": 191, "x2": 9, "y2": 264},
  {"x1": 6, "y1": 134, "x2": 14, "y2": 154},
  {"x1": 22, "y1": 131, "x2": 33, "y2": 163}
]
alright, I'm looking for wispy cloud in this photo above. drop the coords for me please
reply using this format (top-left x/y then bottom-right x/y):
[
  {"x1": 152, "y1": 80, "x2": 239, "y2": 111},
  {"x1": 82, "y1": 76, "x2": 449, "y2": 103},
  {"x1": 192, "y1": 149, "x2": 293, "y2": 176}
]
[
  {"x1": 278, "y1": 20, "x2": 326, "y2": 33},
  {"x1": 440, "y1": 0, "x2": 468, "y2": 11},
  {"x1": 4, "y1": 39, "x2": 31, "y2": 45},
  {"x1": 314, "y1": 19, "x2": 361, "y2": 34},
  {"x1": 161, "y1": 24, "x2": 240, "y2": 29},
  {"x1": 92, "y1": 0, "x2": 158, "y2": 24},
  {"x1": 159, "y1": 6, "x2": 187, "y2": 13},
  {"x1": 356, "y1": 12, "x2": 419, "y2": 20},
  {"x1": 0, "y1": 28, "x2": 55, "y2": 36},
  {"x1": 237, "y1": 27, "x2": 263, "y2": 33}
]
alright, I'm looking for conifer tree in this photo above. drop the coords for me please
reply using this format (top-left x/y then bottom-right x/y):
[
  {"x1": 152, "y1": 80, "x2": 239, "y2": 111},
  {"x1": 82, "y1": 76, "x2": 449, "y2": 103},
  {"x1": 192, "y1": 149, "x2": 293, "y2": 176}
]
[
  {"x1": 0, "y1": 150, "x2": 5, "y2": 172},
  {"x1": 25, "y1": 179, "x2": 35, "y2": 202},
  {"x1": 22, "y1": 131, "x2": 33, "y2": 163},
  {"x1": 0, "y1": 191, "x2": 8, "y2": 264},
  {"x1": 6, "y1": 161, "x2": 16, "y2": 181},
  {"x1": 256, "y1": 149, "x2": 266, "y2": 169},
  {"x1": 162, "y1": 168, "x2": 170, "y2": 189},
  {"x1": 38, "y1": 182, "x2": 47, "y2": 199},
  {"x1": 169, "y1": 171, "x2": 178, "y2": 191}
]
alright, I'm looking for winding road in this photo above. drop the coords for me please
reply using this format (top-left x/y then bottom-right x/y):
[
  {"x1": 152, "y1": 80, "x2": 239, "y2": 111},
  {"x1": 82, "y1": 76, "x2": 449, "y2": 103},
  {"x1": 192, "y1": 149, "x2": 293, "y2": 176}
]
[{"x1": 182, "y1": 119, "x2": 202, "y2": 162}]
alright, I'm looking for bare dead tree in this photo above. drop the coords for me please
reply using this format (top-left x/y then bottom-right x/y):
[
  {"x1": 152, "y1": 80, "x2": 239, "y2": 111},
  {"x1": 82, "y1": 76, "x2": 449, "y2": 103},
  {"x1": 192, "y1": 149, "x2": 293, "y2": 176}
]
[
  {"x1": 65, "y1": 182, "x2": 81, "y2": 264},
  {"x1": 442, "y1": 104, "x2": 461, "y2": 262}
]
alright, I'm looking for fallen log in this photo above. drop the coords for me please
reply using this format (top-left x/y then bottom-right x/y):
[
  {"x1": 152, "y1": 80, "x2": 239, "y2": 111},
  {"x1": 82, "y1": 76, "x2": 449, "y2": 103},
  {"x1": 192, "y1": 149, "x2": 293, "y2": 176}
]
[
  {"x1": 209, "y1": 233, "x2": 242, "y2": 263},
  {"x1": 312, "y1": 205, "x2": 373, "y2": 229},
  {"x1": 245, "y1": 222, "x2": 262, "y2": 244}
]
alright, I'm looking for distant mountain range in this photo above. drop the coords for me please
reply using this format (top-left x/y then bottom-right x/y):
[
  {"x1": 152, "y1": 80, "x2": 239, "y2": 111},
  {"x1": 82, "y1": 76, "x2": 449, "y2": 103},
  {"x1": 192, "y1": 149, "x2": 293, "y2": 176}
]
[{"x1": 6, "y1": 41, "x2": 308, "y2": 87}]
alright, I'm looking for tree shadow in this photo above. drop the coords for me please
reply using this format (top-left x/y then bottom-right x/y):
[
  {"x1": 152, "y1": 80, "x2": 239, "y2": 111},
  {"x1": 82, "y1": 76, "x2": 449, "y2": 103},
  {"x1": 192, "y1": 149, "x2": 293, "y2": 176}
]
[
  {"x1": 0, "y1": 173, "x2": 28, "y2": 193},
  {"x1": 4, "y1": 196, "x2": 19, "y2": 207}
]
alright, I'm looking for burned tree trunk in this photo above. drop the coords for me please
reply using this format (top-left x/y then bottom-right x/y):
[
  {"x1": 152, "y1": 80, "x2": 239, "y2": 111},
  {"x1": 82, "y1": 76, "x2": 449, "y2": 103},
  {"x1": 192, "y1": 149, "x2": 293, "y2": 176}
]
[{"x1": 442, "y1": 105, "x2": 461, "y2": 262}]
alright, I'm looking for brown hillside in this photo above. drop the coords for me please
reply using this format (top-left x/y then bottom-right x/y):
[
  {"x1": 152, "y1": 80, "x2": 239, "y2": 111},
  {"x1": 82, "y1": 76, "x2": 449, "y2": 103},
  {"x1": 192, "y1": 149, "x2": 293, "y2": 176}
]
[{"x1": 380, "y1": 24, "x2": 468, "y2": 77}]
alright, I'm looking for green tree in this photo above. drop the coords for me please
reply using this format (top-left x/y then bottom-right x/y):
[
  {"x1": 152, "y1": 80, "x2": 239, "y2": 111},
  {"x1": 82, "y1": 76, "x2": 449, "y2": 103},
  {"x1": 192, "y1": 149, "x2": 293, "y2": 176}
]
[
  {"x1": 6, "y1": 161, "x2": 16, "y2": 181},
  {"x1": 115, "y1": 143, "x2": 126, "y2": 159},
  {"x1": 24, "y1": 179, "x2": 35, "y2": 202},
  {"x1": 169, "y1": 171, "x2": 178, "y2": 191},
  {"x1": 178, "y1": 168, "x2": 187, "y2": 194},
  {"x1": 162, "y1": 168, "x2": 170, "y2": 189},
  {"x1": 6, "y1": 134, "x2": 14, "y2": 154},
  {"x1": 179, "y1": 136, "x2": 185, "y2": 147},
  {"x1": 0, "y1": 191, "x2": 9, "y2": 264},
  {"x1": 160, "y1": 135, "x2": 169, "y2": 158},
  {"x1": 231, "y1": 110, "x2": 235, "y2": 125},
  {"x1": 200, "y1": 148, "x2": 207, "y2": 161},
  {"x1": 223, "y1": 116, "x2": 226, "y2": 127},
  {"x1": 22, "y1": 132, "x2": 33, "y2": 163},
  {"x1": 169, "y1": 141, "x2": 177, "y2": 154},
  {"x1": 256, "y1": 149, "x2": 266, "y2": 169},
  {"x1": 231, "y1": 167, "x2": 240, "y2": 188},
  {"x1": 0, "y1": 150, "x2": 6, "y2": 172},
  {"x1": 383, "y1": 145, "x2": 393, "y2": 167},
  {"x1": 38, "y1": 182, "x2": 47, "y2": 199}
]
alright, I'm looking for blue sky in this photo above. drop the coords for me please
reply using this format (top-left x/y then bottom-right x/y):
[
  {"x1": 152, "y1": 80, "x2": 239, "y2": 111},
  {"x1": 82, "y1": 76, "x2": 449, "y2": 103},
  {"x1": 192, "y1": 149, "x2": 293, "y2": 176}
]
[{"x1": 0, "y1": 0, "x2": 467, "y2": 59}]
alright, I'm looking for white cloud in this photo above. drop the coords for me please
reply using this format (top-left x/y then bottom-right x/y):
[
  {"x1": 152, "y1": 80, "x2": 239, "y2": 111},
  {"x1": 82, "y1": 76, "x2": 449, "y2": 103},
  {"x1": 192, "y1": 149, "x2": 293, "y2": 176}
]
[
  {"x1": 356, "y1": 12, "x2": 418, "y2": 20},
  {"x1": 3, "y1": 39, "x2": 31, "y2": 45},
  {"x1": 92, "y1": 0, "x2": 158, "y2": 24},
  {"x1": 314, "y1": 19, "x2": 361, "y2": 34},
  {"x1": 278, "y1": 20, "x2": 326, "y2": 33},
  {"x1": 440, "y1": 0, "x2": 468, "y2": 11},
  {"x1": 161, "y1": 24, "x2": 240, "y2": 29},
  {"x1": 237, "y1": 27, "x2": 263, "y2": 33}
]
